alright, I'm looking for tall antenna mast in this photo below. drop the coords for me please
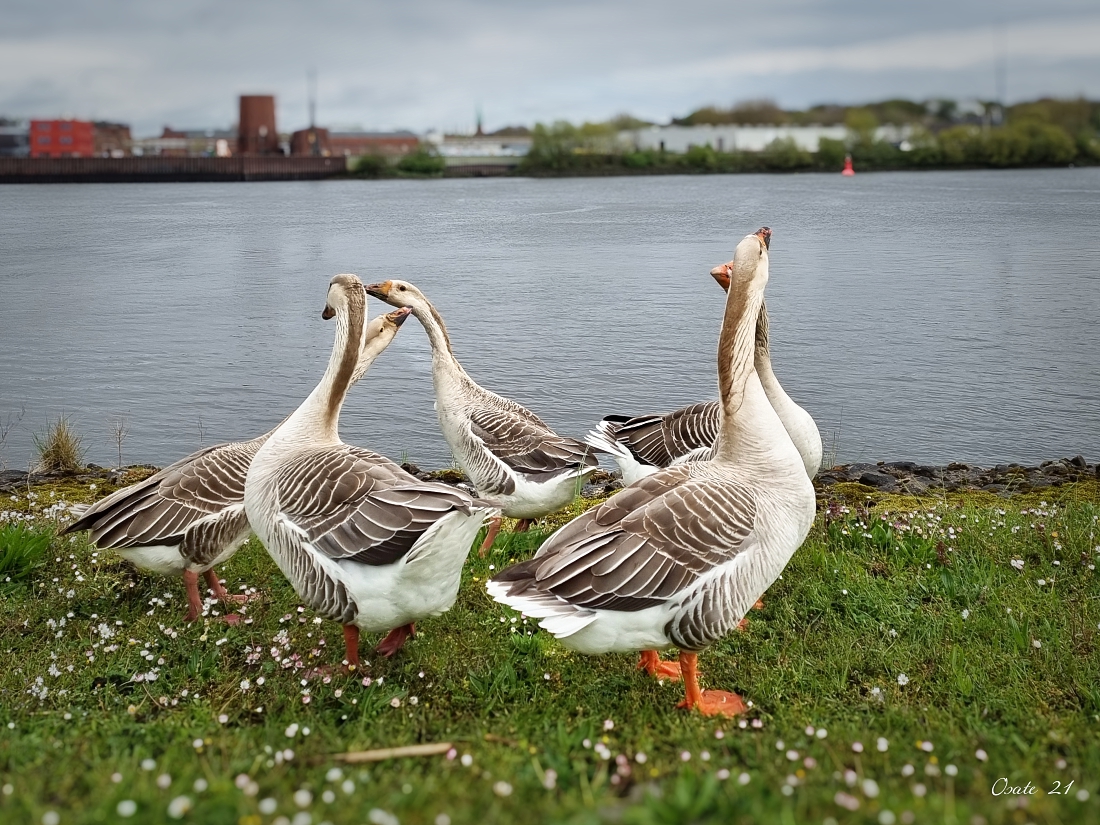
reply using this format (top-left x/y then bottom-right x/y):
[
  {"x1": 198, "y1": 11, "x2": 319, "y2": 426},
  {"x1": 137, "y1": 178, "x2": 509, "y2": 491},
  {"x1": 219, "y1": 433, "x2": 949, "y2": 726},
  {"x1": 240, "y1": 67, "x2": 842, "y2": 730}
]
[{"x1": 308, "y1": 68, "x2": 317, "y2": 129}]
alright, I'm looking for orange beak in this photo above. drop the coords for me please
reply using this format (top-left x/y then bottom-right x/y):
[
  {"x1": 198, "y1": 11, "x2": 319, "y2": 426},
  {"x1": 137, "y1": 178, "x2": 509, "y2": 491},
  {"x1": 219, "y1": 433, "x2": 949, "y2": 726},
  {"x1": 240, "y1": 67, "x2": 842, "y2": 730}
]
[
  {"x1": 386, "y1": 307, "x2": 412, "y2": 327},
  {"x1": 709, "y1": 262, "x2": 732, "y2": 293},
  {"x1": 364, "y1": 280, "x2": 392, "y2": 300}
]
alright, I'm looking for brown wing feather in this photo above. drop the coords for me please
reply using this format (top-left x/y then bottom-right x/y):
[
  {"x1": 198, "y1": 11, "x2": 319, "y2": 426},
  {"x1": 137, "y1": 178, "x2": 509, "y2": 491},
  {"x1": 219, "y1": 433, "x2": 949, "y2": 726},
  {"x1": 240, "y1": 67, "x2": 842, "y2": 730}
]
[
  {"x1": 495, "y1": 466, "x2": 756, "y2": 611},
  {"x1": 273, "y1": 445, "x2": 482, "y2": 568},
  {"x1": 602, "y1": 402, "x2": 720, "y2": 468},
  {"x1": 63, "y1": 438, "x2": 263, "y2": 549},
  {"x1": 469, "y1": 408, "x2": 597, "y2": 482}
]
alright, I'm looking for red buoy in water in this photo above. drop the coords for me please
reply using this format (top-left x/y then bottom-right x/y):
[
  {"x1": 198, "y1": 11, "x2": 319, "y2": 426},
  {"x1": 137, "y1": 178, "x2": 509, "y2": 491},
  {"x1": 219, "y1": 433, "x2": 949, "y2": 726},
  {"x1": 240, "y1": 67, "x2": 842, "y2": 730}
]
[{"x1": 841, "y1": 155, "x2": 855, "y2": 176}]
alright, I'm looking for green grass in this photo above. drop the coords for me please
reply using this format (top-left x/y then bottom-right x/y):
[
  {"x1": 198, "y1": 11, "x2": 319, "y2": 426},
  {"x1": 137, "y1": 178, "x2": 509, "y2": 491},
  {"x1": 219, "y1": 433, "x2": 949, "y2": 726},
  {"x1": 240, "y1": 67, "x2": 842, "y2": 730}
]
[{"x1": 0, "y1": 480, "x2": 1098, "y2": 825}]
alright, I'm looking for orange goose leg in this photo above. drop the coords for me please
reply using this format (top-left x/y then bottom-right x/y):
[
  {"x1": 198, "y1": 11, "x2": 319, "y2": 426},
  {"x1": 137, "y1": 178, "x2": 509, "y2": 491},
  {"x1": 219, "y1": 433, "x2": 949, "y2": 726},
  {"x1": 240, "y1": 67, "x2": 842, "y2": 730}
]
[
  {"x1": 478, "y1": 516, "x2": 503, "y2": 557},
  {"x1": 675, "y1": 652, "x2": 747, "y2": 717},
  {"x1": 202, "y1": 569, "x2": 248, "y2": 625},
  {"x1": 204, "y1": 570, "x2": 249, "y2": 604},
  {"x1": 182, "y1": 570, "x2": 204, "y2": 622},
  {"x1": 343, "y1": 625, "x2": 361, "y2": 671},
  {"x1": 637, "y1": 649, "x2": 683, "y2": 680},
  {"x1": 514, "y1": 518, "x2": 534, "y2": 532},
  {"x1": 375, "y1": 623, "x2": 415, "y2": 657}
]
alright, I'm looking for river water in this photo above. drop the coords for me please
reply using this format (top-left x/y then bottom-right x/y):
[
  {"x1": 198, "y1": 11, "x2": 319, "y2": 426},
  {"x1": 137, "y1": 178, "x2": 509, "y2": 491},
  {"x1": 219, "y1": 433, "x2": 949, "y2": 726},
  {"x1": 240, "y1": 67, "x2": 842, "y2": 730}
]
[{"x1": 2, "y1": 169, "x2": 1098, "y2": 472}]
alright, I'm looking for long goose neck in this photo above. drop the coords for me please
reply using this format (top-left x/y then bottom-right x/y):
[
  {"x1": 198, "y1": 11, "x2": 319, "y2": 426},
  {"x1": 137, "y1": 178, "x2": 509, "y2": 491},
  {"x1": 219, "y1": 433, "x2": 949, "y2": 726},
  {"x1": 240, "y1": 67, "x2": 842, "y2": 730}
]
[
  {"x1": 754, "y1": 302, "x2": 788, "y2": 408},
  {"x1": 753, "y1": 302, "x2": 822, "y2": 476},
  {"x1": 712, "y1": 275, "x2": 767, "y2": 465},
  {"x1": 281, "y1": 293, "x2": 366, "y2": 445},
  {"x1": 413, "y1": 300, "x2": 468, "y2": 381}
]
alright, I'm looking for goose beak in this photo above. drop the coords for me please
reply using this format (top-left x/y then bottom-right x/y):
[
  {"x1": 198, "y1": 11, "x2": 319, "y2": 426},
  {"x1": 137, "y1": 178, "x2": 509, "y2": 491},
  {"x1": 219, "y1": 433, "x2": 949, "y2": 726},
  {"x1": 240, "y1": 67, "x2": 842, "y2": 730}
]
[
  {"x1": 365, "y1": 281, "x2": 392, "y2": 300},
  {"x1": 321, "y1": 305, "x2": 336, "y2": 320},
  {"x1": 754, "y1": 226, "x2": 772, "y2": 249},
  {"x1": 387, "y1": 307, "x2": 412, "y2": 327},
  {"x1": 709, "y1": 262, "x2": 732, "y2": 292}
]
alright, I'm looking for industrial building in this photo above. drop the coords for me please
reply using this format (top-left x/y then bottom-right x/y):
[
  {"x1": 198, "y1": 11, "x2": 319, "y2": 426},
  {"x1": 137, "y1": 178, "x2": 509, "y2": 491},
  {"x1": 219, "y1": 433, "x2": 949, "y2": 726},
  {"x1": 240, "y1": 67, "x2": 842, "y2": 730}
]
[
  {"x1": 29, "y1": 120, "x2": 95, "y2": 158},
  {"x1": 238, "y1": 95, "x2": 279, "y2": 155}
]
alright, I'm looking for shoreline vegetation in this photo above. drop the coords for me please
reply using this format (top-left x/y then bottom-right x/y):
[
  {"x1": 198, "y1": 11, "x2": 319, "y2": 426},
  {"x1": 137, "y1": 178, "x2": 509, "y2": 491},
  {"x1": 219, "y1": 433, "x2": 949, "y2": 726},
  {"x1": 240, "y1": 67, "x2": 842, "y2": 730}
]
[
  {"x1": 3, "y1": 455, "x2": 1097, "y2": 500},
  {"x1": 1, "y1": 454, "x2": 1097, "y2": 823},
  {"x1": 351, "y1": 97, "x2": 1100, "y2": 178}
]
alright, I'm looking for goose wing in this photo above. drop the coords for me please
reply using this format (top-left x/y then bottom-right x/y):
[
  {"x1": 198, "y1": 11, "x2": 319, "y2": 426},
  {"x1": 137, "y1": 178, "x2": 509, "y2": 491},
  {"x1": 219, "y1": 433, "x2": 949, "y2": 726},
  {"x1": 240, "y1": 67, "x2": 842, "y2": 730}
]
[
  {"x1": 273, "y1": 444, "x2": 481, "y2": 567},
  {"x1": 492, "y1": 465, "x2": 756, "y2": 610},
  {"x1": 468, "y1": 407, "x2": 597, "y2": 486},
  {"x1": 63, "y1": 440, "x2": 259, "y2": 548},
  {"x1": 602, "y1": 401, "x2": 720, "y2": 468}
]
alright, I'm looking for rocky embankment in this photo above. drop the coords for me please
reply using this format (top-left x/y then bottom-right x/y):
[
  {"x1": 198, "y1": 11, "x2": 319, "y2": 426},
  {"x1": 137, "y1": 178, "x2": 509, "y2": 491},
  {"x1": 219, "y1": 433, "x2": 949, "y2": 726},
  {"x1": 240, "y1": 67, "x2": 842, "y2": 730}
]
[
  {"x1": 1, "y1": 456, "x2": 1096, "y2": 498},
  {"x1": 814, "y1": 455, "x2": 1097, "y2": 496}
]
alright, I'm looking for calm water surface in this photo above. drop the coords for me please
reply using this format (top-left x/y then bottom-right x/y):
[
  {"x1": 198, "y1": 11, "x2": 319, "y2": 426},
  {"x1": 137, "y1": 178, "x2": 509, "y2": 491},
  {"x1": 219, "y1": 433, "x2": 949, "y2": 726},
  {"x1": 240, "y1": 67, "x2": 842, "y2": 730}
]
[{"x1": 2, "y1": 170, "x2": 1098, "y2": 472}]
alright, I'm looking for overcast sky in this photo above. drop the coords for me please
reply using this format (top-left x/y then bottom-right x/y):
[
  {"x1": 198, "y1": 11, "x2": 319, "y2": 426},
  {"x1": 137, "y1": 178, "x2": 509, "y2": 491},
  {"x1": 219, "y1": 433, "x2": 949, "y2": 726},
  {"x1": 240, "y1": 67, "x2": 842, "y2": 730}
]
[{"x1": 3, "y1": 0, "x2": 1099, "y2": 136}]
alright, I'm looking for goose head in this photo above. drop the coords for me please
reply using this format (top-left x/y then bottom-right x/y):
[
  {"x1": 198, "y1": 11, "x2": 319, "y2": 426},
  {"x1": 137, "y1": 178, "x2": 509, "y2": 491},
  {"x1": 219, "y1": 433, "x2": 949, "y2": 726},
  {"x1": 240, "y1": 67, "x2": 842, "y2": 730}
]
[
  {"x1": 710, "y1": 227, "x2": 771, "y2": 292},
  {"x1": 322, "y1": 273, "x2": 368, "y2": 321},
  {"x1": 361, "y1": 306, "x2": 412, "y2": 341},
  {"x1": 350, "y1": 307, "x2": 411, "y2": 385},
  {"x1": 363, "y1": 279, "x2": 430, "y2": 313}
]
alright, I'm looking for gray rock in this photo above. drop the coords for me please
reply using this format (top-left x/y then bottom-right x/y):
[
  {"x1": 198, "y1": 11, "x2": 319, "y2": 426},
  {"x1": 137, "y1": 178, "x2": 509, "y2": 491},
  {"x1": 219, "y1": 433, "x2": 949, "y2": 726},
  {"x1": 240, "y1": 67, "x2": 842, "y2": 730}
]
[
  {"x1": 859, "y1": 471, "x2": 897, "y2": 489},
  {"x1": 882, "y1": 461, "x2": 918, "y2": 473}
]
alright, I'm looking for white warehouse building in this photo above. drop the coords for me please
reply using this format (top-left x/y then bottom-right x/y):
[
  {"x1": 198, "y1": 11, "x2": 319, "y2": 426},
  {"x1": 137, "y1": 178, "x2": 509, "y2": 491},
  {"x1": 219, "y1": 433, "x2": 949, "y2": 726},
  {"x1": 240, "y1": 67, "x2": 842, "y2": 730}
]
[
  {"x1": 619, "y1": 124, "x2": 909, "y2": 153},
  {"x1": 621, "y1": 124, "x2": 846, "y2": 153}
]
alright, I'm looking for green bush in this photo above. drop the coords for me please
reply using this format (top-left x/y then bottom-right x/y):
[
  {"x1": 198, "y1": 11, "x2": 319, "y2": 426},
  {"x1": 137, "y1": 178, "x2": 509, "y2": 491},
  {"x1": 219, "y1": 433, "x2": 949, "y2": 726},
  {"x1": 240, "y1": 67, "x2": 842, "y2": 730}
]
[
  {"x1": 761, "y1": 137, "x2": 812, "y2": 170},
  {"x1": 1078, "y1": 133, "x2": 1100, "y2": 161},
  {"x1": 816, "y1": 138, "x2": 847, "y2": 170},
  {"x1": 350, "y1": 154, "x2": 393, "y2": 178},
  {"x1": 904, "y1": 128, "x2": 943, "y2": 166},
  {"x1": 622, "y1": 150, "x2": 655, "y2": 169},
  {"x1": 1017, "y1": 122, "x2": 1077, "y2": 164},
  {"x1": 683, "y1": 145, "x2": 719, "y2": 171},
  {"x1": 985, "y1": 127, "x2": 1030, "y2": 167},
  {"x1": 396, "y1": 147, "x2": 445, "y2": 176},
  {"x1": 938, "y1": 126, "x2": 985, "y2": 165},
  {"x1": 851, "y1": 139, "x2": 904, "y2": 168}
]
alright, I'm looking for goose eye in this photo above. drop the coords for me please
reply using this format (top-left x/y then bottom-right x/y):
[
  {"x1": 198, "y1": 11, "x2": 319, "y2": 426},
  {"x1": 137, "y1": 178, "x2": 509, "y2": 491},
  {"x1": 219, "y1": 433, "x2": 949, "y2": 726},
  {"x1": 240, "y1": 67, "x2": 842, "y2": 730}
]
[{"x1": 399, "y1": 285, "x2": 407, "y2": 291}]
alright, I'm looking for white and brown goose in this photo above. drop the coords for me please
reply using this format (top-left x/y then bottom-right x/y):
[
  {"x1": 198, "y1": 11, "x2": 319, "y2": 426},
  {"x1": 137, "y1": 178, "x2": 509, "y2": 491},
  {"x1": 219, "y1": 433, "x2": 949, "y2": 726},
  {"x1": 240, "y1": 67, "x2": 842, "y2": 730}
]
[
  {"x1": 62, "y1": 308, "x2": 411, "y2": 625},
  {"x1": 244, "y1": 275, "x2": 500, "y2": 667},
  {"x1": 586, "y1": 232, "x2": 822, "y2": 485},
  {"x1": 488, "y1": 229, "x2": 816, "y2": 716},
  {"x1": 365, "y1": 279, "x2": 598, "y2": 554}
]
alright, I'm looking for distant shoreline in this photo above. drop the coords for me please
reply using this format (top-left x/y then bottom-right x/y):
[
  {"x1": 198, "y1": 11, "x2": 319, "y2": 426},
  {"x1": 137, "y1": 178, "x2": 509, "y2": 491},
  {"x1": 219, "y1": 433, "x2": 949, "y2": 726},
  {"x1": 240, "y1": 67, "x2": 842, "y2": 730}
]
[{"x1": 2, "y1": 155, "x2": 1096, "y2": 184}]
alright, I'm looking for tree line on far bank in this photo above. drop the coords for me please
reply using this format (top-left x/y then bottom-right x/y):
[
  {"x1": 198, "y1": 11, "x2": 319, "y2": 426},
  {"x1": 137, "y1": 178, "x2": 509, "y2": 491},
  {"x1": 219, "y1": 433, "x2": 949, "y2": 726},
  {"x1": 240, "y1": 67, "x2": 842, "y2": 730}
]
[
  {"x1": 347, "y1": 97, "x2": 1100, "y2": 177},
  {"x1": 518, "y1": 97, "x2": 1100, "y2": 175}
]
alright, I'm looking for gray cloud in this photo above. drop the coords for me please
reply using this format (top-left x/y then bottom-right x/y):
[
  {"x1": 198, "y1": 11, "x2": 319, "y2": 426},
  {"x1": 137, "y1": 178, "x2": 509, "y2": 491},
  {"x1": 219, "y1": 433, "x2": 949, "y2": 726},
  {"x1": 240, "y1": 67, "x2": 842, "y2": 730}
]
[{"x1": 2, "y1": 0, "x2": 1098, "y2": 135}]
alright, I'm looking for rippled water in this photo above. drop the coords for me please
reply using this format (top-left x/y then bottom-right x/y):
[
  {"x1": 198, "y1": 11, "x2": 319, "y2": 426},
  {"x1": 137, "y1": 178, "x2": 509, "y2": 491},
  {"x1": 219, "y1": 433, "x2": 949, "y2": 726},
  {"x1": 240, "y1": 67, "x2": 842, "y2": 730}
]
[{"x1": 2, "y1": 169, "x2": 1099, "y2": 472}]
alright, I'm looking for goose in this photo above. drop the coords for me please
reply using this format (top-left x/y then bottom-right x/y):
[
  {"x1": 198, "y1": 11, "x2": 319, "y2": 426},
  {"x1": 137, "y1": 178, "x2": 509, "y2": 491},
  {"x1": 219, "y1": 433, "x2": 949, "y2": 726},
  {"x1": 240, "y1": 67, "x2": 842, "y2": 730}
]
[
  {"x1": 488, "y1": 228, "x2": 816, "y2": 715},
  {"x1": 62, "y1": 307, "x2": 411, "y2": 625},
  {"x1": 586, "y1": 236, "x2": 822, "y2": 485},
  {"x1": 364, "y1": 279, "x2": 598, "y2": 555},
  {"x1": 244, "y1": 275, "x2": 500, "y2": 667}
]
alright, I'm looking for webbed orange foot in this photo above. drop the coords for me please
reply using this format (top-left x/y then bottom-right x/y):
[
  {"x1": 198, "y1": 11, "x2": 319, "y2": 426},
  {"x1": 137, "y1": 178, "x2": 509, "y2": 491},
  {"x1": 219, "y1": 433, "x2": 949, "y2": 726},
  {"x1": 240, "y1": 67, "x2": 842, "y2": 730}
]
[
  {"x1": 637, "y1": 650, "x2": 683, "y2": 680},
  {"x1": 677, "y1": 689, "x2": 747, "y2": 717}
]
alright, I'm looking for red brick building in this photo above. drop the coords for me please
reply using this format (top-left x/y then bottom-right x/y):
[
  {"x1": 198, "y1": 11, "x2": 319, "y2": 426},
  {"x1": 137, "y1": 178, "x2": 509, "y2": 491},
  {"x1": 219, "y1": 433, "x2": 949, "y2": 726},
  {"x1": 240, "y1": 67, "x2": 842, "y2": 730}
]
[
  {"x1": 329, "y1": 131, "x2": 419, "y2": 158},
  {"x1": 29, "y1": 120, "x2": 94, "y2": 157},
  {"x1": 92, "y1": 122, "x2": 132, "y2": 157}
]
